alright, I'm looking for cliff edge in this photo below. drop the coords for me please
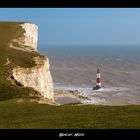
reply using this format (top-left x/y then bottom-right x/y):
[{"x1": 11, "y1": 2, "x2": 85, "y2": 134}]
[
  {"x1": 0, "y1": 22, "x2": 54, "y2": 102},
  {"x1": 11, "y1": 22, "x2": 54, "y2": 101}
]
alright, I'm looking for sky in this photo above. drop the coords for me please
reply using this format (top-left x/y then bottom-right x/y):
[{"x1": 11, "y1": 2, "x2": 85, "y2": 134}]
[{"x1": 0, "y1": 8, "x2": 140, "y2": 46}]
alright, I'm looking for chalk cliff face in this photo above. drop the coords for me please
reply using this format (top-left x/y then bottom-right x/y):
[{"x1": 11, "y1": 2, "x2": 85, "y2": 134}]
[
  {"x1": 20, "y1": 23, "x2": 38, "y2": 51},
  {"x1": 11, "y1": 23, "x2": 54, "y2": 101},
  {"x1": 10, "y1": 23, "x2": 38, "y2": 52}
]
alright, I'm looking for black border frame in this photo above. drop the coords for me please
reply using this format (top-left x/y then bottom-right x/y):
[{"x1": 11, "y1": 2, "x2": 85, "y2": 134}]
[
  {"x1": 0, "y1": 0, "x2": 140, "y2": 139},
  {"x1": 0, "y1": 0, "x2": 140, "y2": 8}
]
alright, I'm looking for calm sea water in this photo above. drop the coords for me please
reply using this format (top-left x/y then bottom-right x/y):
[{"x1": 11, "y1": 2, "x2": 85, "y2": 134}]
[
  {"x1": 39, "y1": 45, "x2": 140, "y2": 59},
  {"x1": 38, "y1": 45, "x2": 140, "y2": 87}
]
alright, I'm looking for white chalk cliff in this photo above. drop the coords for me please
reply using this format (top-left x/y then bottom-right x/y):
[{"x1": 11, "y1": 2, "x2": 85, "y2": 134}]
[
  {"x1": 10, "y1": 23, "x2": 38, "y2": 52},
  {"x1": 20, "y1": 23, "x2": 38, "y2": 51},
  {"x1": 11, "y1": 23, "x2": 54, "y2": 101}
]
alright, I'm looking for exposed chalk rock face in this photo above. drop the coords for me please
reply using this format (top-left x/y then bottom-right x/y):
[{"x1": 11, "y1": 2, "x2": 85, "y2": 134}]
[
  {"x1": 10, "y1": 23, "x2": 38, "y2": 52},
  {"x1": 11, "y1": 22, "x2": 54, "y2": 101},
  {"x1": 12, "y1": 57, "x2": 54, "y2": 100},
  {"x1": 20, "y1": 23, "x2": 38, "y2": 51}
]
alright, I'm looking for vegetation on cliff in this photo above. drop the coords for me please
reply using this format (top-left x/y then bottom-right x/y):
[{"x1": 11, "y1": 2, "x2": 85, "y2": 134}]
[{"x1": 0, "y1": 22, "x2": 39, "y2": 101}]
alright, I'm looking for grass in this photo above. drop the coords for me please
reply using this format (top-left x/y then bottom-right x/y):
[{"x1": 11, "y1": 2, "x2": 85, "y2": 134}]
[
  {"x1": 0, "y1": 22, "x2": 38, "y2": 68},
  {"x1": 0, "y1": 100, "x2": 140, "y2": 128}
]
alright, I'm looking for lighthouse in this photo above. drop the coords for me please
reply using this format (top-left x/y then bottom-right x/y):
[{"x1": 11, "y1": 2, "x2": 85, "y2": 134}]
[{"x1": 93, "y1": 68, "x2": 102, "y2": 90}]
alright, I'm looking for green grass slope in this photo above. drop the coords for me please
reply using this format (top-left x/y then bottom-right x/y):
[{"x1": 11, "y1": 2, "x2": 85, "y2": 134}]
[{"x1": 0, "y1": 100, "x2": 140, "y2": 128}]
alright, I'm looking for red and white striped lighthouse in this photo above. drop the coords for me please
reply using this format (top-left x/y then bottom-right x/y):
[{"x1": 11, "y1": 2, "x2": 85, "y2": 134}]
[
  {"x1": 93, "y1": 68, "x2": 102, "y2": 90},
  {"x1": 96, "y1": 68, "x2": 101, "y2": 87}
]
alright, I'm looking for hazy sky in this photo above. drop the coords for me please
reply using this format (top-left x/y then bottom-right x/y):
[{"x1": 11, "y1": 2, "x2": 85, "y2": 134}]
[{"x1": 0, "y1": 8, "x2": 140, "y2": 46}]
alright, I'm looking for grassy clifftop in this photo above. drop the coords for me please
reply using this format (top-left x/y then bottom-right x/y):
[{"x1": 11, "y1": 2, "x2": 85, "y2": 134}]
[
  {"x1": 0, "y1": 22, "x2": 38, "y2": 68},
  {"x1": 0, "y1": 22, "x2": 39, "y2": 101},
  {"x1": 0, "y1": 101, "x2": 140, "y2": 128}
]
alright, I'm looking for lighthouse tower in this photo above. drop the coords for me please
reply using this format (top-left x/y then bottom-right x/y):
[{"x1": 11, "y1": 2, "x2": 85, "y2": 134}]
[{"x1": 93, "y1": 68, "x2": 102, "y2": 90}]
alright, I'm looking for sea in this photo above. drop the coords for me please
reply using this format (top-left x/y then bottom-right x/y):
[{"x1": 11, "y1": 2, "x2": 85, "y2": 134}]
[{"x1": 38, "y1": 45, "x2": 140, "y2": 105}]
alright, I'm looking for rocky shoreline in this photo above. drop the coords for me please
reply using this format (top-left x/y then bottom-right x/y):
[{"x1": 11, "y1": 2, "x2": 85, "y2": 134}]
[
  {"x1": 54, "y1": 89, "x2": 87, "y2": 105},
  {"x1": 53, "y1": 83, "x2": 140, "y2": 105}
]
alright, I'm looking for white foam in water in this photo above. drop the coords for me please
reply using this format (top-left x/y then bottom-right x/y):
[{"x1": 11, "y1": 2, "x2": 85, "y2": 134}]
[
  {"x1": 82, "y1": 98, "x2": 107, "y2": 104},
  {"x1": 54, "y1": 83, "x2": 130, "y2": 105}
]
